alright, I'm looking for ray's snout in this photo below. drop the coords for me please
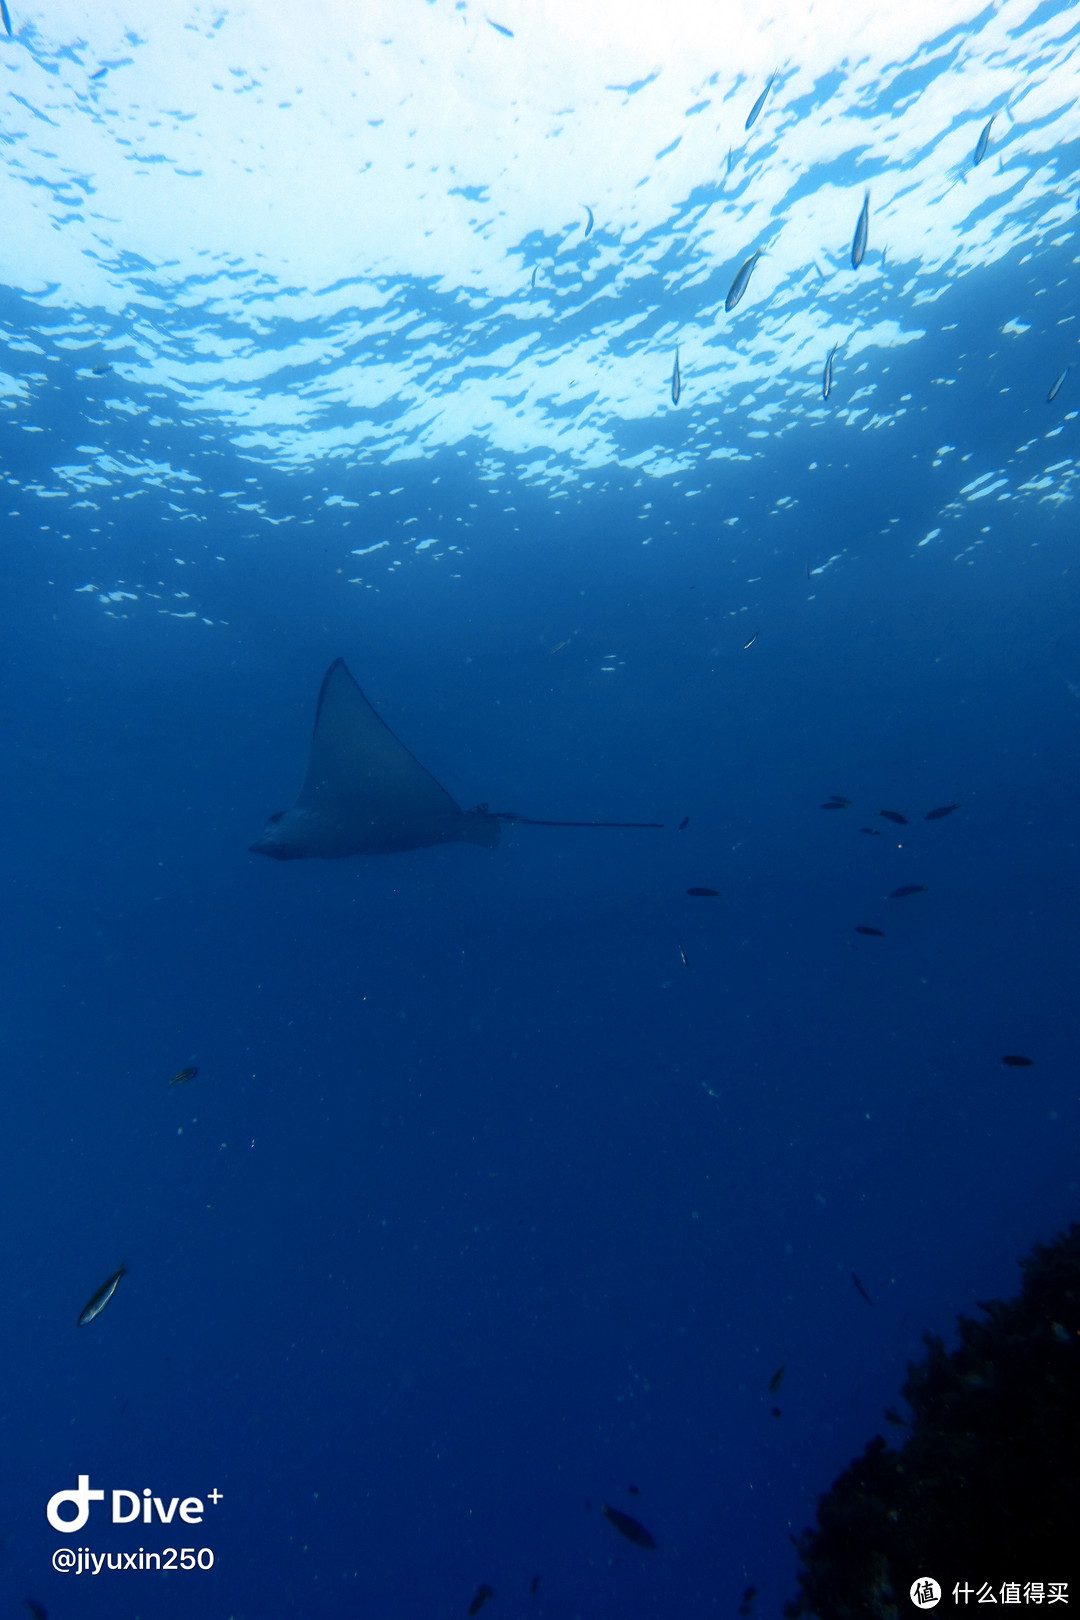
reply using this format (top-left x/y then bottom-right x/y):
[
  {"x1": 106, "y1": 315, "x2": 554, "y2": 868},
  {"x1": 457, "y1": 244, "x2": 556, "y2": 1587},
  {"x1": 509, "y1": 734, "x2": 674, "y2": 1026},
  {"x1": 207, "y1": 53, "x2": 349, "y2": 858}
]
[
  {"x1": 249, "y1": 836, "x2": 292, "y2": 859},
  {"x1": 249, "y1": 811, "x2": 296, "y2": 859}
]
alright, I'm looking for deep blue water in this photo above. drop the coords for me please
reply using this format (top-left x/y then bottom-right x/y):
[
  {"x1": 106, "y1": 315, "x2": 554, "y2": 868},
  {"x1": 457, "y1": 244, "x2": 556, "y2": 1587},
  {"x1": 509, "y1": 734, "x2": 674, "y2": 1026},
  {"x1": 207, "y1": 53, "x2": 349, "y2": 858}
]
[{"x1": 3, "y1": 5, "x2": 1080, "y2": 1617}]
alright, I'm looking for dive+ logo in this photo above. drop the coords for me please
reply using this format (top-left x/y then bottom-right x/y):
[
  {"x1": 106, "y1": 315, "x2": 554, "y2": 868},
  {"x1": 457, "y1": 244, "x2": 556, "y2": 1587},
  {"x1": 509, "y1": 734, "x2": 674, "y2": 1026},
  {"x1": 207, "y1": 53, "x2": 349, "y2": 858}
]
[{"x1": 46, "y1": 1477, "x2": 223, "y2": 1533}]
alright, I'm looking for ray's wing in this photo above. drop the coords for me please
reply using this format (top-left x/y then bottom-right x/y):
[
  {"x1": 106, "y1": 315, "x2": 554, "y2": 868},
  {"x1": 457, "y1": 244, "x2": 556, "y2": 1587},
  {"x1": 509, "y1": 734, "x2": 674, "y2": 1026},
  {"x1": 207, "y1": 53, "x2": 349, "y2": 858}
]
[{"x1": 296, "y1": 659, "x2": 464, "y2": 834}]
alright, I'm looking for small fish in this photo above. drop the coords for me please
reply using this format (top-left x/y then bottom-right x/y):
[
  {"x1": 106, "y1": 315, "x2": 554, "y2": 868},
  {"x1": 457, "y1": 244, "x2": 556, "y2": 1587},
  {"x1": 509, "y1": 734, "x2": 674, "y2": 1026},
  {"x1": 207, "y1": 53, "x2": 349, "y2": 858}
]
[
  {"x1": 468, "y1": 1584, "x2": 495, "y2": 1616},
  {"x1": 678, "y1": 944, "x2": 689, "y2": 967},
  {"x1": 855, "y1": 926, "x2": 885, "y2": 937},
  {"x1": 822, "y1": 344, "x2": 839, "y2": 401},
  {"x1": 78, "y1": 1264, "x2": 127, "y2": 1327},
  {"x1": 1002, "y1": 1054, "x2": 1033, "y2": 1067},
  {"x1": 677, "y1": 816, "x2": 689, "y2": 830},
  {"x1": 859, "y1": 827, "x2": 880, "y2": 836},
  {"x1": 24, "y1": 1602, "x2": 48, "y2": 1620},
  {"x1": 881, "y1": 245, "x2": 888, "y2": 271},
  {"x1": 725, "y1": 250, "x2": 762, "y2": 312},
  {"x1": 531, "y1": 266, "x2": 537, "y2": 289},
  {"x1": 740, "y1": 1588, "x2": 758, "y2": 1616},
  {"x1": 168, "y1": 1066, "x2": 197, "y2": 1086},
  {"x1": 824, "y1": 795, "x2": 851, "y2": 806},
  {"x1": 851, "y1": 1272, "x2": 876, "y2": 1307},
  {"x1": 725, "y1": 146, "x2": 735, "y2": 178},
  {"x1": 884, "y1": 1406, "x2": 906, "y2": 1426},
  {"x1": 743, "y1": 630, "x2": 758, "y2": 650},
  {"x1": 602, "y1": 1503, "x2": 657, "y2": 1549},
  {"x1": 628, "y1": 1483, "x2": 640, "y2": 1495},
  {"x1": 0, "y1": 0, "x2": 11, "y2": 38},
  {"x1": 583, "y1": 204, "x2": 594, "y2": 237},
  {"x1": 685, "y1": 887, "x2": 719, "y2": 897},
  {"x1": 671, "y1": 348, "x2": 681, "y2": 405},
  {"x1": 924, "y1": 803, "x2": 959, "y2": 820},
  {"x1": 768, "y1": 1365, "x2": 785, "y2": 1394},
  {"x1": 90, "y1": 66, "x2": 107, "y2": 80},
  {"x1": 820, "y1": 801, "x2": 847, "y2": 810},
  {"x1": 851, "y1": 191, "x2": 870, "y2": 270},
  {"x1": 487, "y1": 18, "x2": 513, "y2": 37},
  {"x1": 889, "y1": 884, "x2": 927, "y2": 899},
  {"x1": 973, "y1": 115, "x2": 995, "y2": 166},
  {"x1": 91, "y1": 364, "x2": 112, "y2": 376},
  {"x1": 879, "y1": 810, "x2": 907, "y2": 825},
  {"x1": 549, "y1": 640, "x2": 567, "y2": 654},
  {"x1": 744, "y1": 73, "x2": 775, "y2": 132},
  {"x1": 531, "y1": 1576, "x2": 540, "y2": 1594},
  {"x1": 1048, "y1": 367, "x2": 1069, "y2": 403},
  {"x1": 770, "y1": 1406, "x2": 781, "y2": 1418}
]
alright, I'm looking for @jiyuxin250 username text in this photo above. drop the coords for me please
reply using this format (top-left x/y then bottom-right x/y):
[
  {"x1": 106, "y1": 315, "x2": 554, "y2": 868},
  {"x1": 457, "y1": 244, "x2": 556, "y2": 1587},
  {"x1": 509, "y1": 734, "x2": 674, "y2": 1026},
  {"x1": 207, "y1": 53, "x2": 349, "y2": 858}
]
[{"x1": 53, "y1": 1547, "x2": 215, "y2": 1575}]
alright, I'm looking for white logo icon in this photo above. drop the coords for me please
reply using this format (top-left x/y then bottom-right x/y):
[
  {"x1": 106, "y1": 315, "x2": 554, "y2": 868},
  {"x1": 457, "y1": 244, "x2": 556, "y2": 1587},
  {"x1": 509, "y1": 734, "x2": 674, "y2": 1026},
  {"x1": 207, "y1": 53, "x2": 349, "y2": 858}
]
[
  {"x1": 911, "y1": 1578, "x2": 942, "y2": 1609},
  {"x1": 46, "y1": 1475, "x2": 105, "y2": 1533}
]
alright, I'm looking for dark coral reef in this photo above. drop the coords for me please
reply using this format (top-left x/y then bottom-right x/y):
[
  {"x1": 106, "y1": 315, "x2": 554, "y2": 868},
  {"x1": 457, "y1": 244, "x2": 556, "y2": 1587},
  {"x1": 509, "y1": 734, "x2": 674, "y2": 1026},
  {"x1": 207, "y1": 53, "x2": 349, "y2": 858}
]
[{"x1": 786, "y1": 1223, "x2": 1080, "y2": 1618}]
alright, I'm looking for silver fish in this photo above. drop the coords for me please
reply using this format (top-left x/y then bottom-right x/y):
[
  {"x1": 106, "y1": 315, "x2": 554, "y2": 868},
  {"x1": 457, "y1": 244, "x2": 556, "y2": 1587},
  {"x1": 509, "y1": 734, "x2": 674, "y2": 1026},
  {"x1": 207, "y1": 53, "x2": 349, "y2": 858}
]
[
  {"x1": 823, "y1": 344, "x2": 839, "y2": 401},
  {"x1": 671, "y1": 348, "x2": 681, "y2": 405},
  {"x1": 78, "y1": 1264, "x2": 127, "y2": 1327},
  {"x1": 1048, "y1": 366, "x2": 1069, "y2": 403},
  {"x1": 745, "y1": 72, "x2": 775, "y2": 132},
  {"x1": 583, "y1": 205, "x2": 594, "y2": 238},
  {"x1": 851, "y1": 192, "x2": 869, "y2": 269},
  {"x1": 973, "y1": 116, "x2": 995, "y2": 166},
  {"x1": 725, "y1": 250, "x2": 762, "y2": 312}
]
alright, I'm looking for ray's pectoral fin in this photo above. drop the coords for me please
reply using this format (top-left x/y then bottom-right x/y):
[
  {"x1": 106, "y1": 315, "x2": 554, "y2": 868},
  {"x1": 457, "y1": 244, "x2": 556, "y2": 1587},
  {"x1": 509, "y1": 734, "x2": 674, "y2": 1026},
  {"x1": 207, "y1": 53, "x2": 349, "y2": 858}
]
[{"x1": 250, "y1": 659, "x2": 499, "y2": 860}]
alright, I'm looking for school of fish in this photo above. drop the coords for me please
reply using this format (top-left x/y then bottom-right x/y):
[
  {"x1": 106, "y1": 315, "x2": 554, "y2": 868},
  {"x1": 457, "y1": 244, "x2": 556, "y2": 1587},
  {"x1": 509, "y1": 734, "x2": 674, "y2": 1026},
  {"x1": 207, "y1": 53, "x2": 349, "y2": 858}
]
[{"x1": 659, "y1": 75, "x2": 1066, "y2": 412}]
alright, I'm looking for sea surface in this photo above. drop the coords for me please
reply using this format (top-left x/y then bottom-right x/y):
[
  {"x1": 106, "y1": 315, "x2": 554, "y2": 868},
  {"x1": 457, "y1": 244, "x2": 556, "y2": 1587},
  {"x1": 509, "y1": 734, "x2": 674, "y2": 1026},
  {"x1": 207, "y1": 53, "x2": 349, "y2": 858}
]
[{"x1": 2, "y1": 2, "x2": 1078, "y2": 1616}]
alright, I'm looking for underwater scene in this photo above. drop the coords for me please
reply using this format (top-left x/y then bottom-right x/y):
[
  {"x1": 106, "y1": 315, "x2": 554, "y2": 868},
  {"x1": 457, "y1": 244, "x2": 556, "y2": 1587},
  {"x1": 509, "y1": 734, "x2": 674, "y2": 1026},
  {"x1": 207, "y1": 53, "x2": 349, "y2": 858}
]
[{"x1": 2, "y1": 1, "x2": 1079, "y2": 1616}]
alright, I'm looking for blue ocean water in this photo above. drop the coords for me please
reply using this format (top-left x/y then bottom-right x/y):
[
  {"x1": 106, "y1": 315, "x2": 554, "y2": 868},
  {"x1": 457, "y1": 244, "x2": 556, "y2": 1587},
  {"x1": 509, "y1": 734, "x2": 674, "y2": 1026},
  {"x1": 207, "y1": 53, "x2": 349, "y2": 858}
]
[{"x1": 2, "y1": 2, "x2": 1079, "y2": 1616}]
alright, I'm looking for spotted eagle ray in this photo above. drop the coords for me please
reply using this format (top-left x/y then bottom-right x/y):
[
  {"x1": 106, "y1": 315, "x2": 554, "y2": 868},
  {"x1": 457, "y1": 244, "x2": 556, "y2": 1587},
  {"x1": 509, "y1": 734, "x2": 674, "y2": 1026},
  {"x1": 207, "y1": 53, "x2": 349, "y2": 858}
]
[{"x1": 250, "y1": 659, "x2": 662, "y2": 860}]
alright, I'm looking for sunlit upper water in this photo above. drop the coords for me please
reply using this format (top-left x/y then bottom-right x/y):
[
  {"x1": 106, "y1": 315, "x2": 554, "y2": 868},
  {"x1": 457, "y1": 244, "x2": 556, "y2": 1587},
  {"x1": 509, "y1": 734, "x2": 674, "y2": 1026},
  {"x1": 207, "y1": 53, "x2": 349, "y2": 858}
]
[{"x1": 4, "y1": 1, "x2": 1079, "y2": 548}]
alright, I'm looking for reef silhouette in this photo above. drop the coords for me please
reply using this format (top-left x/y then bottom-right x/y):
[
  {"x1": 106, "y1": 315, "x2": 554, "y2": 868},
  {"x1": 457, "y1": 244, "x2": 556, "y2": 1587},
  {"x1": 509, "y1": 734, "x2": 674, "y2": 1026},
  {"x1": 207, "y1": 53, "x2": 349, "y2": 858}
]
[{"x1": 786, "y1": 1223, "x2": 1080, "y2": 1617}]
